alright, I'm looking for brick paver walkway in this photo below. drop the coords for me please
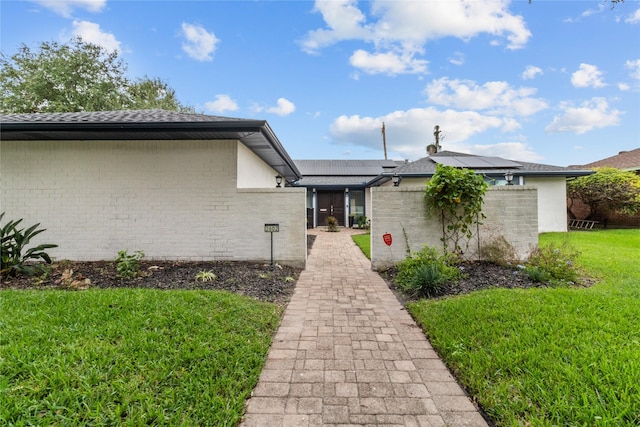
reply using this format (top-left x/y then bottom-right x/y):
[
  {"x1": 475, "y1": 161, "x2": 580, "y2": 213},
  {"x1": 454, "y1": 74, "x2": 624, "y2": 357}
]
[{"x1": 241, "y1": 228, "x2": 489, "y2": 427}]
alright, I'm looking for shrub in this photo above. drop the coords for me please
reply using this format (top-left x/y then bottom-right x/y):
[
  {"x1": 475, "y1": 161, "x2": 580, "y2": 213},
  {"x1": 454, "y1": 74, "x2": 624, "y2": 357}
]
[
  {"x1": 479, "y1": 235, "x2": 519, "y2": 266},
  {"x1": 116, "y1": 250, "x2": 144, "y2": 278},
  {"x1": 395, "y1": 246, "x2": 462, "y2": 298},
  {"x1": 0, "y1": 212, "x2": 58, "y2": 276},
  {"x1": 402, "y1": 263, "x2": 449, "y2": 298},
  {"x1": 326, "y1": 216, "x2": 339, "y2": 232},
  {"x1": 424, "y1": 164, "x2": 488, "y2": 256},
  {"x1": 357, "y1": 215, "x2": 370, "y2": 230},
  {"x1": 524, "y1": 265, "x2": 552, "y2": 283},
  {"x1": 526, "y1": 241, "x2": 580, "y2": 285}
]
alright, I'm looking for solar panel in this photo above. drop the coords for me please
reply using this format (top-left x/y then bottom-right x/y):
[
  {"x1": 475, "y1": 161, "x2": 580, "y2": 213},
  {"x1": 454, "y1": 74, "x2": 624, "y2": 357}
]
[{"x1": 433, "y1": 156, "x2": 521, "y2": 168}]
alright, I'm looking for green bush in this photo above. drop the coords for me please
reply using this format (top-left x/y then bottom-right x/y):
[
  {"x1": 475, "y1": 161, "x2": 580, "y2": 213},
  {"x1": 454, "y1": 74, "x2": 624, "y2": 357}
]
[
  {"x1": 116, "y1": 250, "x2": 144, "y2": 278},
  {"x1": 396, "y1": 246, "x2": 462, "y2": 298},
  {"x1": 0, "y1": 212, "x2": 58, "y2": 276},
  {"x1": 526, "y1": 241, "x2": 580, "y2": 285}
]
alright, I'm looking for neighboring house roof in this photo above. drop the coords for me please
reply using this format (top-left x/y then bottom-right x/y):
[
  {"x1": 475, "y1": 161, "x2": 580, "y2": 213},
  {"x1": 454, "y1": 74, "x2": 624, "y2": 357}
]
[
  {"x1": 574, "y1": 148, "x2": 640, "y2": 172},
  {"x1": 294, "y1": 159, "x2": 398, "y2": 188},
  {"x1": 0, "y1": 109, "x2": 302, "y2": 181},
  {"x1": 368, "y1": 151, "x2": 594, "y2": 186}
]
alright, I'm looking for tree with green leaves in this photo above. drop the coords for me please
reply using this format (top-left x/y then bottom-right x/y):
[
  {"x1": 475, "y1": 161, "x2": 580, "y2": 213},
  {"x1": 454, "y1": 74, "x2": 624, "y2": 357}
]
[
  {"x1": 424, "y1": 164, "x2": 488, "y2": 257},
  {"x1": 567, "y1": 167, "x2": 640, "y2": 222},
  {"x1": 0, "y1": 37, "x2": 192, "y2": 113}
]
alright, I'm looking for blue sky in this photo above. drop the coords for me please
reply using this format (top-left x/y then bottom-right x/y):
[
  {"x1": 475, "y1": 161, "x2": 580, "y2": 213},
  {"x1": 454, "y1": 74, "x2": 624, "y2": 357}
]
[{"x1": 1, "y1": 0, "x2": 639, "y2": 166}]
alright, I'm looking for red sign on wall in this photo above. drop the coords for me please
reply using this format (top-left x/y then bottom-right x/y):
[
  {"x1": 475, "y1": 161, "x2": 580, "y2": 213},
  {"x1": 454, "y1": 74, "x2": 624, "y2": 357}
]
[{"x1": 383, "y1": 233, "x2": 392, "y2": 246}]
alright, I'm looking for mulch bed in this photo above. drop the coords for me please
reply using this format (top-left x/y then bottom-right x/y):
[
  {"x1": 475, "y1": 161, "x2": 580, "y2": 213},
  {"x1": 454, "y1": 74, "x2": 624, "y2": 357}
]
[
  {"x1": 380, "y1": 260, "x2": 551, "y2": 303},
  {"x1": 1, "y1": 260, "x2": 302, "y2": 305},
  {"x1": 2, "y1": 235, "x2": 560, "y2": 305}
]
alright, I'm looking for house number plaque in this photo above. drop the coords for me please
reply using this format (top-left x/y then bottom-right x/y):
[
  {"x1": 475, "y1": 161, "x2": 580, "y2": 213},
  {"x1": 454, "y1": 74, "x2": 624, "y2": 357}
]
[{"x1": 264, "y1": 224, "x2": 280, "y2": 232}]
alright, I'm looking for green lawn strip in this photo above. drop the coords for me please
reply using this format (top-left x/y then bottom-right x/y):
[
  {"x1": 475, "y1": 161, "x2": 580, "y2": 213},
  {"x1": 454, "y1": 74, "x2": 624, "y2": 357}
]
[
  {"x1": 407, "y1": 229, "x2": 640, "y2": 425},
  {"x1": 0, "y1": 289, "x2": 282, "y2": 426},
  {"x1": 352, "y1": 233, "x2": 371, "y2": 259}
]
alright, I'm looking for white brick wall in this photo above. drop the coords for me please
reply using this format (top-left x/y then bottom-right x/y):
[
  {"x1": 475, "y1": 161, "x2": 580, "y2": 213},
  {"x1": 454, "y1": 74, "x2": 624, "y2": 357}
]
[
  {"x1": 0, "y1": 139, "x2": 306, "y2": 267},
  {"x1": 370, "y1": 186, "x2": 538, "y2": 269}
]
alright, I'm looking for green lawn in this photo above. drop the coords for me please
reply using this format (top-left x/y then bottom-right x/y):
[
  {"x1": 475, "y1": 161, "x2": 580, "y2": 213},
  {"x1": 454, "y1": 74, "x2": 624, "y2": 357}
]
[
  {"x1": 352, "y1": 233, "x2": 371, "y2": 259},
  {"x1": 408, "y1": 229, "x2": 640, "y2": 426},
  {"x1": 0, "y1": 289, "x2": 282, "y2": 426}
]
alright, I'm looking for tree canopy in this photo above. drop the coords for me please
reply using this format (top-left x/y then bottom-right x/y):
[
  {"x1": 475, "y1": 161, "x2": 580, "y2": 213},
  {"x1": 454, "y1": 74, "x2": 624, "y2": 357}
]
[
  {"x1": 0, "y1": 37, "x2": 192, "y2": 113},
  {"x1": 567, "y1": 167, "x2": 640, "y2": 221}
]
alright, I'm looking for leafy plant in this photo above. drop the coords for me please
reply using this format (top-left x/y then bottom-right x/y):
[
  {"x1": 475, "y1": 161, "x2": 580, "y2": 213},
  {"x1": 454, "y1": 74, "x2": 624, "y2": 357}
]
[
  {"x1": 357, "y1": 215, "x2": 370, "y2": 230},
  {"x1": 402, "y1": 263, "x2": 449, "y2": 298},
  {"x1": 1, "y1": 212, "x2": 58, "y2": 276},
  {"x1": 116, "y1": 250, "x2": 144, "y2": 278},
  {"x1": 195, "y1": 270, "x2": 216, "y2": 282},
  {"x1": 526, "y1": 240, "x2": 580, "y2": 285},
  {"x1": 424, "y1": 164, "x2": 488, "y2": 257},
  {"x1": 326, "y1": 215, "x2": 339, "y2": 232},
  {"x1": 395, "y1": 246, "x2": 462, "y2": 298},
  {"x1": 524, "y1": 265, "x2": 552, "y2": 283},
  {"x1": 567, "y1": 167, "x2": 640, "y2": 221}
]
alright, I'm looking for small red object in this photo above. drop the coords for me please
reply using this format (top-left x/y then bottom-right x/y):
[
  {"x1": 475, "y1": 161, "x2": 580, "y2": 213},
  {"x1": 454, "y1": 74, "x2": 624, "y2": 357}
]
[{"x1": 383, "y1": 233, "x2": 392, "y2": 246}]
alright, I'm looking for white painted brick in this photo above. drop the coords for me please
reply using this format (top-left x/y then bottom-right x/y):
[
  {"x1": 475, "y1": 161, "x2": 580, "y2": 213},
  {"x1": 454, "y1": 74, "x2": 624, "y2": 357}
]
[
  {"x1": 371, "y1": 186, "x2": 538, "y2": 269},
  {"x1": 1, "y1": 140, "x2": 306, "y2": 268}
]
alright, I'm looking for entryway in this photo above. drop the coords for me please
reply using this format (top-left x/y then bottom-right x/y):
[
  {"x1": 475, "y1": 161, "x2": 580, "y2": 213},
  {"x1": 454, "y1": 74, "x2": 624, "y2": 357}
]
[{"x1": 317, "y1": 191, "x2": 345, "y2": 226}]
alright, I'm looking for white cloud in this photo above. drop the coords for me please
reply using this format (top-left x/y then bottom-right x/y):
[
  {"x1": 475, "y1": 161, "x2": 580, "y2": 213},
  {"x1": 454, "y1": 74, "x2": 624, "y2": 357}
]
[
  {"x1": 181, "y1": 23, "x2": 219, "y2": 61},
  {"x1": 267, "y1": 98, "x2": 296, "y2": 116},
  {"x1": 328, "y1": 107, "x2": 516, "y2": 160},
  {"x1": 571, "y1": 63, "x2": 606, "y2": 88},
  {"x1": 624, "y1": 8, "x2": 640, "y2": 24},
  {"x1": 467, "y1": 142, "x2": 543, "y2": 162},
  {"x1": 626, "y1": 59, "x2": 640, "y2": 81},
  {"x1": 299, "y1": 0, "x2": 371, "y2": 53},
  {"x1": 545, "y1": 98, "x2": 621, "y2": 134},
  {"x1": 72, "y1": 20, "x2": 120, "y2": 52},
  {"x1": 204, "y1": 94, "x2": 238, "y2": 113},
  {"x1": 522, "y1": 65, "x2": 543, "y2": 80},
  {"x1": 424, "y1": 77, "x2": 548, "y2": 117},
  {"x1": 581, "y1": 3, "x2": 606, "y2": 18},
  {"x1": 31, "y1": 0, "x2": 106, "y2": 17},
  {"x1": 349, "y1": 49, "x2": 427, "y2": 75},
  {"x1": 301, "y1": 0, "x2": 531, "y2": 75},
  {"x1": 448, "y1": 52, "x2": 465, "y2": 66}
]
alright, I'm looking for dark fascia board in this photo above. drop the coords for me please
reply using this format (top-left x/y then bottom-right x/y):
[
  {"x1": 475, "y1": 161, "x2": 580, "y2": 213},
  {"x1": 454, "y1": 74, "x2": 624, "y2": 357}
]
[{"x1": 1, "y1": 119, "x2": 302, "y2": 181}]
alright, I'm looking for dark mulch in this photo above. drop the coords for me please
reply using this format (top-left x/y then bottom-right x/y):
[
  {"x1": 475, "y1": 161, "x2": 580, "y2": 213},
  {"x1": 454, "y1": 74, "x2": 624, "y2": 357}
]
[
  {"x1": 1, "y1": 260, "x2": 302, "y2": 305},
  {"x1": 380, "y1": 260, "x2": 550, "y2": 302},
  {"x1": 1, "y1": 234, "x2": 558, "y2": 306}
]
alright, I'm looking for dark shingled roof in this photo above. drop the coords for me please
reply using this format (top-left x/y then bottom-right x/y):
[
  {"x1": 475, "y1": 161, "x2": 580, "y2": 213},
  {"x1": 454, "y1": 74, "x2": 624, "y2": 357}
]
[
  {"x1": 575, "y1": 148, "x2": 640, "y2": 172},
  {"x1": 0, "y1": 109, "x2": 301, "y2": 181},
  {"x1": 295, "y1": 159, "x2": 398, "y2": 176},
  {"x1": 293, "y1": 159, "x2": 398, "y2": 188},
  {"x1": 368, "y1": 151, "x2": 593, "y2": 186},
  {"x1": 0, "y1": 109, "x2": 243, "y2": 123}
]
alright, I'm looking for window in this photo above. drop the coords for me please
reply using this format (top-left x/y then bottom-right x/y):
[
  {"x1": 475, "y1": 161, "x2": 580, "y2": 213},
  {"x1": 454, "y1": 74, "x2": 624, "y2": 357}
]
[{"x1": 350, "y1": 190, "x2": 364, "y2": 216}]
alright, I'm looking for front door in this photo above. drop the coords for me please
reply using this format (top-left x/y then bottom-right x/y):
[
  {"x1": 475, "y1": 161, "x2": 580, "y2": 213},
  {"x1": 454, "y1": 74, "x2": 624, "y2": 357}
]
[{"x1": 317, "y1": 191, "x2": 345, "y2": 226}]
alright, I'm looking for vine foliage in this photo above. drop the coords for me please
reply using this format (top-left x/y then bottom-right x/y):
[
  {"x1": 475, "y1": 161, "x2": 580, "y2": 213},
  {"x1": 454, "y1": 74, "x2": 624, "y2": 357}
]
[{"x1": 424, "y1": 164, "x2": 488, "y2": 256}]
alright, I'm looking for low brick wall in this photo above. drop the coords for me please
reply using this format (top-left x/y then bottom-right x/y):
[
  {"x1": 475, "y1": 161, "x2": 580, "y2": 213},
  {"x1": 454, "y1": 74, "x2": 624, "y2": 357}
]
[
  {"x1": 370, "y1": 186, "x2": 538, "y2": 269},
  {"x1": 1, "y1": 140, "x2": 307, "y2": 268}
]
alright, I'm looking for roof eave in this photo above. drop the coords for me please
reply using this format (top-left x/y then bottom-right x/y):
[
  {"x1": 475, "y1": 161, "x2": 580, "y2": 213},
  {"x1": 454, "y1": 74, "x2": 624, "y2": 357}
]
[{"x1": 1, "y1": 119, "x2": 302, "y2": 182}]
